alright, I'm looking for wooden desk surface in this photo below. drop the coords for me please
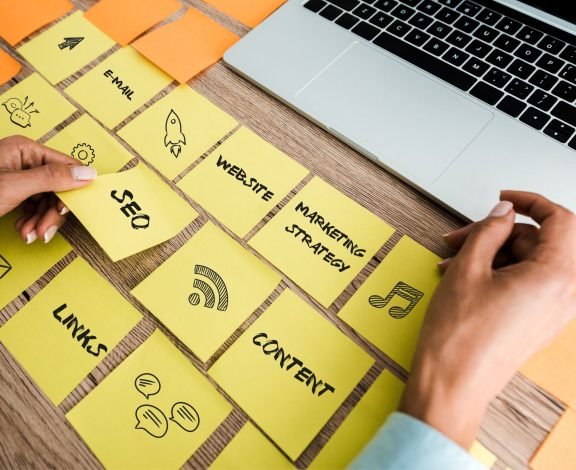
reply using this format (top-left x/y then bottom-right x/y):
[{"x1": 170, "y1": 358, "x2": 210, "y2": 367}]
[{"x1": 0, "y1": 1, "x2": 564, "y2": 468}]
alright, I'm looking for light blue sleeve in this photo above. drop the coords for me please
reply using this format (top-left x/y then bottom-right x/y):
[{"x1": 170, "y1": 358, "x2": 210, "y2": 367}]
[{"x1": 350, "y1": 412, "x2": 487, "y2": 470}]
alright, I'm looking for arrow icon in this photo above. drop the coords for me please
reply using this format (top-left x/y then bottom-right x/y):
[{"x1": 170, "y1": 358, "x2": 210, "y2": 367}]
[{"x1": 58, "y1": 37, "x2": 84, "y2": 51}]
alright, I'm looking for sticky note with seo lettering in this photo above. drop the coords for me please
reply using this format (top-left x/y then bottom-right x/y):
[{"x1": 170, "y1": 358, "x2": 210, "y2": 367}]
[
  {"x1": 249, "y1": 177, "x2": 394, "y2": 307},
  {"x1": 0, "y1": 257, "x2": 141, "y2": 404},
  {"x1": 0, "y1": 210, "x2": 72, "y2": 310},
  {"x1": 530, "y1": 408, "x2": 576, "y2": 470},
  {"x1": 17, "y1": 11, "x2": 115, "y2": 85},
  {"x1": 65, "y1": 47, "x2": 172, "y2": 129},
  {"x1": 45, "y1": 114, "x2": 133, "y2": 174},
  {"x1": 339, "y1": 236, "x2": 441, "y2": 371},
  {"x1": 179, "y1": 127, "x2": 309, "y2": 237},
  {"x1": 0, "y1": 73, "x2": 76, "y2": 140},
  {"x1": 132, "y1": 222, "x2": 281, "y2": 362},
  {"x1": 118, "y1": 85, "x2": 237, "y2": 180},
  {"x1": 57, "y1": 164, "x2": 198, "y2": 262},
  {"x1": 203, "y1": 0, "x2": 286, "y2": 28},
  {"x1": 209, "y1": 289, "x2": 374, "y2": 460},
  {"x1": 310, "y1": 370, "x2": 404, "y2": 469},
  {"x1": 211, "y1": 422, "x2": 293, "y2": 470},
  {"x1": 66, "y1": 330, "x2": 233, "y2": 469}
]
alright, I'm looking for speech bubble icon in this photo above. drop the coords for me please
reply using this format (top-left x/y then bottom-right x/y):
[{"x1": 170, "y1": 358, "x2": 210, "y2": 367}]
[
  {"x1": 169, "y1": 402, "x2": 200, "y2": 432},
  {"x1": 135, "y1": 404, "x2": 168, "y2": 438},
  {"x1": 135, "y1": 373, "x2": 161, "y2": 399}
]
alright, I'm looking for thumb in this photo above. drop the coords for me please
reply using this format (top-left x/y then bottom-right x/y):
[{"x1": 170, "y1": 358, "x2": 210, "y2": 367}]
[{"x1": 453, "y1": 201, "x2": 515, "y2": 273}]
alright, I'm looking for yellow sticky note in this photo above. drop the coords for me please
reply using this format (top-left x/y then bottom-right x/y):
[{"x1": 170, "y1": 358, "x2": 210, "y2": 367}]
[
  {"x1": 211, "y1": 422, "x2": 293, "y2": 470},
  {"x1": 470, "y1": 441, "x2": 497, "y2": 468},
  {"x1": 249, "y1": 177, "x2": 394, "y2": 307},
  {"x1": 132, "y1": 222, "x2": 280, "y2": 362},
  {"x1": 45, "y1": 114, "x2": 133, "y2": 174},
  {"x1": 531, "y1": 408, "x2": 576, "y2": 470},
  {"x1": 209, "y1": 289, "x2": 374, "y2": 460},
  {"x1": 65, "y1": 47, "x2": 172, "y2": 129},
  {"x1": 67, "y1": 330, "x2": 233, "y2": 469},
  {"x1": 179, "y1": 127, "x2": 309, "y2": 237},
  {"x1": 339, "y1": 236, "x2": 441, "y2": 371},
  {"x1": 0, "y1": 210, "x2": 72, "y2": 310},
  {"x1": 0, "y1": 257, "x2": 141, "y2": 404},
  {"x1": 57, "y1": 163, "x2": 198, "y2": 262},
  {"x1": 0, "y1": 73, "x2": 76, "y2": 139},
  {"x1": 18, "y1": 11, "x2": 115, "y2": 85},
  {"x1": 118, "y1": 85, "x2": 237, "y2": 180},
  {"x1": 310, "y1": 370, "x2": 404, "y2": 469}
]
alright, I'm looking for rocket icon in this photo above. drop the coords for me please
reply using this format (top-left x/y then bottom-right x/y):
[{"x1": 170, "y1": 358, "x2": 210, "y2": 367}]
[{"x1": 164, "y1": 109, "x2": 186, "y2": 158}]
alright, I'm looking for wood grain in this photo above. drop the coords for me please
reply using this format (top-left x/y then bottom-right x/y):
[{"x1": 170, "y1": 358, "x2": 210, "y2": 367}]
[{"x1": 0, "y1": 1, "x2": 564, "y2": 469}]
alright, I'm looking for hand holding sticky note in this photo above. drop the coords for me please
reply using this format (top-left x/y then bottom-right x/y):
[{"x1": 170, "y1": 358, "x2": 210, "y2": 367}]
[{"x1": 57, "y1": 164, "x2": 198, "y2": 261}]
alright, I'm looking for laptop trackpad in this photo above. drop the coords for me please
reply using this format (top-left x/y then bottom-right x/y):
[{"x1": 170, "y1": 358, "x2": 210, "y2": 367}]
[{"x1": 294, "y1": 42, "x2": 493, "y2": 184}]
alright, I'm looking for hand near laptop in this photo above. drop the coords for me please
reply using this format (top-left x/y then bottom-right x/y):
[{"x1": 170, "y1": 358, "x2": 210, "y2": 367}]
[{"x1": 0, "y1": 136, "x2": 96, "y2": 243}]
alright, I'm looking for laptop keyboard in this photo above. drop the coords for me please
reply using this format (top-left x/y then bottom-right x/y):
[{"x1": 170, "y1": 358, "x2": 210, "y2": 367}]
[{"x1": 303, "y1": 0, "x2": 576, "y2": 150}]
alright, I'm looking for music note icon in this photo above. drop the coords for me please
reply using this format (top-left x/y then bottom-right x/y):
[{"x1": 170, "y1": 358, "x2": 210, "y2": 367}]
[{"x1": 368, "y1": 281, "x2": 424, "y2": 319}]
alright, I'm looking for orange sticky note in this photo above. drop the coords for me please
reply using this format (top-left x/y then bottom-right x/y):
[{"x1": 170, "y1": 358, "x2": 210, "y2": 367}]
[
  {"x1": 0, "y1": 0, "x2": 73, "y2": 46},
  {"x1": 0, "y1": 49, "x2": 21, "y2": 86},
  {"x1": 522, "y1": 320, "x2": 576, "y2": 408},
  {"x1": 203, "y1": 0, "x2": 286, "y2": 28},
  {"x1": 531, "y1": 408, "x2": 576, "y2": 469},
  {"x1": 85, "y1": 0, "x2": 182, "y2": 46},
  {"x1": 132, "y1": 8, "x2": 239, "y2": 83}
]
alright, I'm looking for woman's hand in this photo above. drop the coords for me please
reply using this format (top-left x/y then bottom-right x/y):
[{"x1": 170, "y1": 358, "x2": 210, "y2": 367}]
[
  {"x1": 400, "y1": 191, "x2": 576, "y2": 449},
  {"x1": 0, "y1": 135, "x2": 96, "y2": 243}
]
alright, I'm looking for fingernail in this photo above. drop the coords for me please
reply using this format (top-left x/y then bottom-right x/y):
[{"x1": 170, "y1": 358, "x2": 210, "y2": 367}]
[
  {"x1": 71, "y1": 166, "x2": 97, "y2": 181},
  {"x1": 44, "y1": 226, "x2": 58, "y2": 243},
  {"x1": 437, "y1": 257, "x2": 452, "y2": 268},
  {"x1": 26, "y1": 230, "x2": 37, "y2": 244},
  {"x1": 59, "y1": 206, "x2": 70, "y2": 215},
  {"x1": 488, "y1": 200, "x2": 513, "y2": 218}
]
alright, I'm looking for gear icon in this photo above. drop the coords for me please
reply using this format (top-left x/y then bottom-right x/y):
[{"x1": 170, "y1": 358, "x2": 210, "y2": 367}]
[{"x1": 71, "y1": 143, "x2": 96, "y2": 166}]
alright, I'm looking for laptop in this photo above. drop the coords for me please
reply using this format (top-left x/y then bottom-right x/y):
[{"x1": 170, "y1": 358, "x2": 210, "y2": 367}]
[{"x1": 224, "y1": 0, "x2": 576, "y2": 220}]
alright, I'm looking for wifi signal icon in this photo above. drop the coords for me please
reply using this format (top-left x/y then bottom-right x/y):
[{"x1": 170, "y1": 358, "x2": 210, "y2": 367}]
[{"x1": 188, "y1": 265, "x2": 229, "y2": 312}]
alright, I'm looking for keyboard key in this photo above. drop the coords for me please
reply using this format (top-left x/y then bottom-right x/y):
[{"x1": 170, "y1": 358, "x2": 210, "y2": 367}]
[
  {"x1": 320, "y1": 5, "x2": 343, "y2": 20},
  {"x1": 465, "y1": 39, "x2": 492, "y2": 58},
  {"x1": 514, "y1": 43, "x2": 542, "y2": 63},
  {"x1": 486, "y1": 49, "x2": 513, "y2": 68},
  {"x1": 417, "y1": 0, "x2": 441, "y2": 15},
  {"x1": 507, "y1": 59, "x2": 535, "y2": 79},
  {"x1": 369, "y1": 11, "x2": 393, "y2": 28},
  {"x1": 470, "y1": 82, "x2": 503, "y2": 105},
  {"x1": 536, "y1": 53, "x2": 564, "y2": 73},
  {"x1": 390, "y1": 4, "x2": 415, "y2": 20},
  {"x1": 552, "y1": 81, "x2": 576, "y2": 102},
  {"x1": 529, "y1": 70, "x2": 558, "y2": 91},
  {"x1": 495, "y1": 17, "x2": 521, "y2": 35},
  {"x1": 476, "y1": 9, "x2": 501, "y2": 26},
  {"x1": 443, "y1": 47, "x2": 470, "y2": 66},
  {"x1": 569, "y1": 135, "x2": 576, "y2": 150},
  {"x1": 505, "y1": 78, "x2": 534, "y2": 99},
  {"x1": 484, "y1": 67, "x2": 512, "y2": 87},
  {"x1": 559, "y1": 64, "x2": 576, "y2": 85},
  {"x1": 528, "y1": 89, "x2": 557, "y2": 111},
  {"x1": 463, "y1": 57, "x2": 490, "y2": 76},
  {"x1": 537, "y1": 35, "x2": 566, "y2": 55},
  {"x1": 326, "y1": 0, "x2": 360, "y2": 10},
  {"x1": 494, "y1": 34, "x2": 520, "y2": 53},
  {"x1": 446, "y1": 30, "x2": 472, "y2": 48},
  {"x1": 409, "y1": 12, "x2": 433, "y2": 29},
  {"x1": 457, "y1": 1, "x2": 481, "y2": 17},
  {"x1": 551, "y1": 101, "x2": 576, "y2": 127},
  {"x1": 352, "y1": 21, "x2": 381, "y2": 39},
  {"x1": 337, "y1": 12, "x2": 360, "y2": 28},
  {"x1": 373, "y1": 31, "x2": 477, "y2": 90},
  {"x1": 374, "y1": 0, "x2": 398, "y2": 12},
  {"x1": 543, "y1": 119, "x2": 575, "y2": 143},
  {"x1": 400, "y1": 0, "x2": 421, "y2": 6},
  {"x1": 428, "y1": 21, "x2": 452, "y2": 39},
  {"x1": 516, "y1": 26, "x2": 543, "y2": 45},
  {"x1": 560, "y1": 45, "x2": 576, "y2": 64},
  {"x1": 405, "y1": 29, "x2": 430, "y2": 46},
  {"x1": 454, "y1": 16, "x2": 479, "y2": 34},
  {"x1": 438, "y1": 0, "x2": 461, "y2": 6},
  {"x1": 497, "y1": 95, "x2": 527, "y2": 117},
  {"x1": 304, "y1": 0, "x2": 327, "y2": 12},
  {"x1": 388, "y1": 20, "x2": 412, "y2": 37},
  {"x1": 424, "y1": 37, "x2": 450, "y2": 56},
  {"x1": 353, "y1": 4, "x2": 377, "y2": 19},
  {"x1": 473, "y1": 25, "x2": 499, "y2": 43},
  {"x1": 519, "y1": 107, "x2": 549, "y2": 130},
  {"x1": 435, "y1": 7, "x2": 460, "y2": 25}
]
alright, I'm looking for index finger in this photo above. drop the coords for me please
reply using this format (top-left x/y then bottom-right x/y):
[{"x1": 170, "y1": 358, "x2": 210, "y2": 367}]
[{"x1": 17, "y1": 137, "x2": 79, "y2": 167}]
